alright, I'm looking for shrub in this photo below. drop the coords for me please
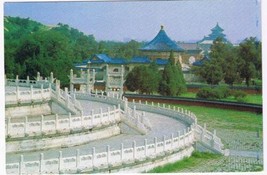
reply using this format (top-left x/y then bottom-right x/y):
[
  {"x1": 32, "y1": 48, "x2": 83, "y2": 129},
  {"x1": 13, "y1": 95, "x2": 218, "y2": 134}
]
[
  {"x1": 231, "y1": 90, "x2": 247, "y2": 103},
  {"x1": 216, "y1": 86, "x2": 231, "y2": 98},
  {"x1": 196, "y1": 87, "x2": 220, "y2": 100}
]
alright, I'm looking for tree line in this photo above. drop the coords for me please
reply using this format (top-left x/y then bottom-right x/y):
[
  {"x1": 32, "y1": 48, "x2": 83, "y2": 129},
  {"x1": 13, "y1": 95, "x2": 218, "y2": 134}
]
[
  {"x1": 4, "y1": 16, "x2": 143, "y2": 86},
  {"x1": 124, "y1": 51, "x2": 186, "y2": 96},
  {"x1": 194, "y1": 37, "x2": 261, "y2": 87}
]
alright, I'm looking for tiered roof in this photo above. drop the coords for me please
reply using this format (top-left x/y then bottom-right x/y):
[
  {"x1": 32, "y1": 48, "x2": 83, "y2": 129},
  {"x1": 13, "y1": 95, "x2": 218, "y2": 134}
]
[
  {"x1": 140, "y1": 26, "x2": 184, "y2": 52},
  {"x1": 199, "y1": 23, "x2": 228, "y2": 44}
]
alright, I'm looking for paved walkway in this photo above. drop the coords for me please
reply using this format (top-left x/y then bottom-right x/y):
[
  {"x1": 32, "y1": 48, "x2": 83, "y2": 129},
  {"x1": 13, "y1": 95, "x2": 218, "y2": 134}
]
[{"x1": 6, "y1": 100, "x2": 188, "y2": 163}]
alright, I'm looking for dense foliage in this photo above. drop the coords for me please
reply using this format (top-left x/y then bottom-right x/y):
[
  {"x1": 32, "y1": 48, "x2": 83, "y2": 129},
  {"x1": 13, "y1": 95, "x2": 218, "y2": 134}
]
[
  {"x1": 159, "y1": 51, "x2": 186, "y2": 96},
  {"x1": 125, "y1": 51, "x2": 187, "y2": 96},
  {"x1": 124, "y1": 62, "x2": 161, "y2": 94},
  {"x1": 194, "y1": 37, "x2": 261, "y2": 87},
  {"x1": 4, "y1": 16, "x2": 143, "y2": 86}
]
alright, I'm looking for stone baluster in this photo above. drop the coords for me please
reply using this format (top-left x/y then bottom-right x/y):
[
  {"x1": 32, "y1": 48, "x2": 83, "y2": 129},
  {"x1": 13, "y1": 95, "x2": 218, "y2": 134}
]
[
  {"x1": 55, "y1": 114, "x2": 58, "y2": 131},
  {"x1": 163, "y1": 135, "x2": 166, "y2": 152},
  {"x1": 183, "y1": 129, "x2": 187, "y2": 146},
  {"x1": 15, "y1": 75, "x2": 19, "y2": 86},
  {"x1": 41, "y1": 115, "x2": 44, "y2": 133},
  {"x1": 50, "y1": 72, "x2": 54, "y2": 84},
  {"x1": 76, "y1": 149, "x2": 80, "y2": 168},
  {"x1": 202, "y1": 123, "x2": 207, "y2": 141},
  {"x1": 64, "y1": 87, "x2": 69, "y2": 106},
  {"x1": 7, "y1": 118, "x2": 10, "y2": 136},
  {"x1": 151, "y1": 101, "x2": 154, "y2": 106},
  {"x1": 171, "y1": 133, "x2": 174, "y2": 149},
  {"x1": 37, "y1": 72, "x2": 41, "y2": 81},
  {"x1": 124, "y1": 98, "x2": 128, "y2": 113},
  {"x1": 132, "y1": 99, "x2": 135, "y2": 104},
  {"x1": 19, "y1": 155, "x2": 24, "y2": 175},
  {"x1": 80, "y1": 111, "x2": 84, "y2": 127},
  {"x1": 133, "y1": 105, "x2": 136, "y2": 119},
  {"x1": 120, "y1": 143, "x2": 124, "y2": 161},
  {"x1": 16, "y1": 86, "x2": 20, "y2": 103},
  {"x1": 86, "y1": 69, "x2": 90, "y2": 93},
  {"x1": 168, "y1": 105, "x2": 171, "y2": 109},
  {"x1": 144, "y1": 139, "x2": 148, "y2": 157},
  {"x1": 95, "y1": 89, "x2": 98, "y2": 96},
  {"x1": 157, "y1": 102, "x2": 160, "y2": 107},
  {"x1": 173, "y1": 106, "x2": 176, "y2": 111},
  {"x1": 106, "y1": 145, "x2": 110, "y2": 164},
  {"x1": 178, "y1": 131, "x2": 181, "y2": 148},
  {"x1": 163, "y1": 103, "x2": 165, "y2": 108},
  {"x1": 91, "y1": 109, "x2": 94, "y2": 126},
  {"x1": 39, "y1": 153, "x2": 44, "y2": 173},
  {"x1": 58, "y1": 151, "x2": 63, "y2": 173},
  {"x1": 41, "y1": 84, "x2": 44, "y2": 99},
  {"x1": 133, "y1": 141, "x2": 136, "y2": 160},
  {"x1": 107, "y1": 107, "x2": 111, "y2": 122},
  {"x1": 68, "y1": 113, "x2": 72, "y2": 129},
  {"x1": 92, "y1": 147, "x2": 96, "y2": 167},
  {"x1": 30, "y1": 85, "x2": 33, "y2": 101},
  {"x1": 26, "y1": 76, "x2": 30, "y2": 85},
  {"x1": 100, "y1": 108, "x2": 103, "y2": 124},
  {"x1": 154, "y1": 137, "x2": 157, "y2": 154},
  {"x1": 24, "y1": 116, "x2": 28, "y2": 135}
]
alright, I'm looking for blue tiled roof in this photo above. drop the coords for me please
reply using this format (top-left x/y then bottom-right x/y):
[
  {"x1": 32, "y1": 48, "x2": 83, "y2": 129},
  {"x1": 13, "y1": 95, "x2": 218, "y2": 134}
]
[
  {"x1": 155, "y1": 58, "x2": 169, "y2": 65},
  {"x1": 110, "y1": 58, "x2": 127, "y2": 64},
  {"x1": 130, "y1": 57, "x2": 151, "y2": 64},
  {"x1": 140, "y1": 26, "x2": 184, "y2": 52},
  {"x1": 192, "y1": 55, "x2": 210, "y2": 66}
]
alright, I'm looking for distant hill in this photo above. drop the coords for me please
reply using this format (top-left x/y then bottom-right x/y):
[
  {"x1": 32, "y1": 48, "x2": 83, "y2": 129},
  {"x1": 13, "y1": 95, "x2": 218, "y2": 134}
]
[
  {"x1": 4, "y1": 16, "x2": 143, "y2": 86},
  {"x1": 4, "y1": 16, "x2": 48, "y2": 40}
]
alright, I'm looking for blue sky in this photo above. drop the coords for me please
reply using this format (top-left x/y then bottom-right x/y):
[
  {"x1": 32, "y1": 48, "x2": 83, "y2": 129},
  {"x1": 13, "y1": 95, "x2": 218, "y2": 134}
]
[{"x1": 4, "y1": 0, "x2": 261, "y2": 43}]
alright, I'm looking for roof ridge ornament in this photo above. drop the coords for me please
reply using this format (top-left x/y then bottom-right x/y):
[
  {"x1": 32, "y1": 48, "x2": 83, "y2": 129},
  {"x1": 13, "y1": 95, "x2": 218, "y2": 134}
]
[{"x1": 161, "y1": 25, "x2": 164, "y2": 30}]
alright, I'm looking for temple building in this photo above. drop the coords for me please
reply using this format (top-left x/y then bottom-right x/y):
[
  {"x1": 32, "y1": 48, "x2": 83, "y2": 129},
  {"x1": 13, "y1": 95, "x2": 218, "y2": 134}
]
[
  {"x1": 198, "y1": 23, "x2": 230, "y2": 52},
  {"x1": 139, "y1": 25, "x2": 184, "y2": 65},
  {"x1": 73, "y1": 24, "x2": 229, "y2": 93}
]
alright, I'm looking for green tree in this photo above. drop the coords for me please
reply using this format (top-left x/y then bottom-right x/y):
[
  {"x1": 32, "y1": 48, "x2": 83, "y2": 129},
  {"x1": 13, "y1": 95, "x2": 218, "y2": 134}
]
[
  {"x1": 125, "y1": 63, "x2": 160, "y2": 94},
  {"x1": 159, "y1": 51, "x2": 186, "y2": 96},
  {"x1": 238, "y1": 37, "x2": 259, "y2": 87}
]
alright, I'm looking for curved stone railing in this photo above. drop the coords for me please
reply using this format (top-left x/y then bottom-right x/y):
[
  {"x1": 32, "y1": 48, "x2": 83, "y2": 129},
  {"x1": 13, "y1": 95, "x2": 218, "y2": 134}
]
[
  {"x1": 6, "y1": 78, "x2": 82, "y2": 115},
  {"x1": 6, "y1": 91, "x2": 226, "y2": 173},
  {"x1": 6, "y1": 127, "x2": 195, "y2": 174},
  {"x1": 5, "y1": 106, "x2": 121, "y2": 139},
  {"x1": 75, "y1": 92, "x2": 151, "y2": 134},
  {"x1": 5, "y1": 86, "x2": 51, "y2": 105}
]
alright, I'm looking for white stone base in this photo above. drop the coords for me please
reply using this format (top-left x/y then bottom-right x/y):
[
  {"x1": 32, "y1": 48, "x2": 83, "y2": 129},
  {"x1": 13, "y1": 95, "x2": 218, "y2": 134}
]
[
  {"x1": 6, "y1": 103, "x2": 51, "y2": 118},
  {"x1": 6, "y1": 124, "x2": 121, "y2": 153}
]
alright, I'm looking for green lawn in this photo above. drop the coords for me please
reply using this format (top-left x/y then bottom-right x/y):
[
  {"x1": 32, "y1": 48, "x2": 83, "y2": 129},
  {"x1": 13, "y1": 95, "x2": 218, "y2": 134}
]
[
  {"x1": 179, "y1": 92, "x2": 262, "y2": 105},
  {"x1": 147, "y1": 103, "x2": 263, "y2": 173},
  {"x1": 173, "y1": 104, "x2": 262, "y2": 132},
  {"x1": 148, "y1": 152, "x2": 221, "y2": 173}
]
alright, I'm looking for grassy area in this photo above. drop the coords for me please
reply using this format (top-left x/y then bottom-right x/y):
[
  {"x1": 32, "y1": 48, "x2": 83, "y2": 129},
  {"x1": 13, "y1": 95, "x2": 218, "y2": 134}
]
[
  {"x1": 147, "y1": 103, "x2": 263, "y2": 173},
  {"x1": 179, "y1": 92, "x2": 262, "y2": 105},
  {"x1": 148, "y1": 152, "x2": 221, "y2": 173},
  {"x1": 174, "y1": 104, "x2": 262, "y2": 132}
]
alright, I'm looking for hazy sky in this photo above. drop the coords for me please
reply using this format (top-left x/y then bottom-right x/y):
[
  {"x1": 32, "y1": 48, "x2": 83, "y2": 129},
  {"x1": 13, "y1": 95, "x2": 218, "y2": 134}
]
[{"x1": 4, "y1": 0, "x2": 261, "y2": 43}]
